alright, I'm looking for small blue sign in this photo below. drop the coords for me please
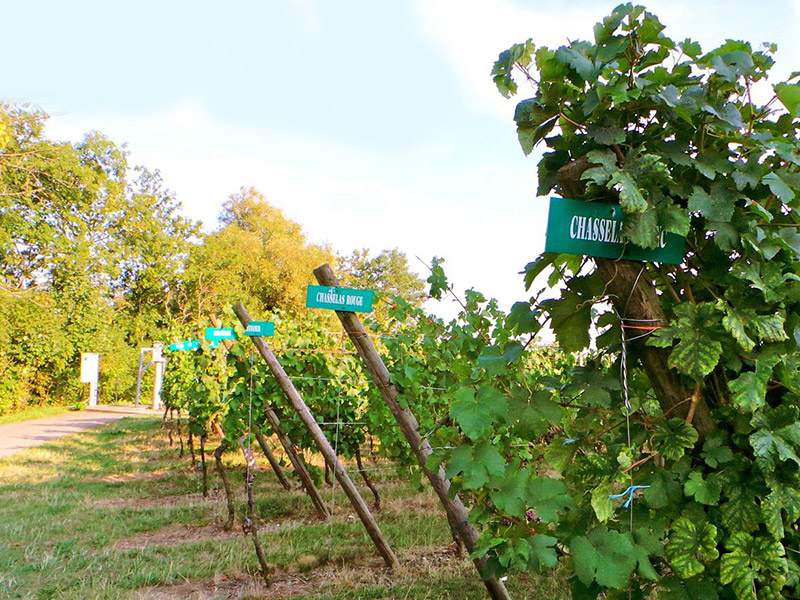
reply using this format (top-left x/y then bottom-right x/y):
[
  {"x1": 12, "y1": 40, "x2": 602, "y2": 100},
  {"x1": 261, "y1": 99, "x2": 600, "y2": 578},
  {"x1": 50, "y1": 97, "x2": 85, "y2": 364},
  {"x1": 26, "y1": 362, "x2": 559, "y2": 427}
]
[
  {"x1": 168, "y1": 340, "x2": 200, "y2": 351},
  {"x1": 205, "y1": 328, "x2": 237, "y2": 341},
  {"x1": 245, "y1": 321, "x2": 275, "y2": 337}
]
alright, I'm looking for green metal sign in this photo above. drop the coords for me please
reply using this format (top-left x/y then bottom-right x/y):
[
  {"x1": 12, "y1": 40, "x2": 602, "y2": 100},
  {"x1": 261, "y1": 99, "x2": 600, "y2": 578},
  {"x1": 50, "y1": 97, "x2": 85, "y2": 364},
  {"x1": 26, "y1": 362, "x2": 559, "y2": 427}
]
[
  {"x1": 544, "y1": 197, "x2": 686, "y2": 264},
  {"x1": 168, "y1": 340, "x2": 200, "y2": 351},
  {"x1": 205, "y1": 327, "x2": 237, "y2": 341},
  {"x1": 244, "y1": 321, "x2": 275, "y2": 337},
  {"x1": 306, "y1": 285, "x2": 374, "y2": 313}
]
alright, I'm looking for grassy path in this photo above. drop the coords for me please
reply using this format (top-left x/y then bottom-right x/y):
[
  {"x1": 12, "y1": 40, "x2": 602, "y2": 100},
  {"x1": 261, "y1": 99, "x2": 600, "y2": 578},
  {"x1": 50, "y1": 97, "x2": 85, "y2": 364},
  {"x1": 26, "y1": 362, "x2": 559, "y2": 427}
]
[{"x1": 0, "y1": 418, "x2": 565, "y2": 599}]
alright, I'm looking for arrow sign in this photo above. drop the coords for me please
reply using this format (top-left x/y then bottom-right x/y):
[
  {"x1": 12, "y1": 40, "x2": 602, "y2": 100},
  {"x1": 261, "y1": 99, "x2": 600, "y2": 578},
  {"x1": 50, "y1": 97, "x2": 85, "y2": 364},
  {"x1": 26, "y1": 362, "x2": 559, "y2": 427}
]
[
  {"x1": 168, "y1": 340, "x2": 200, "y2": 351},
  {"x1": 205, "y1": 327, "x2": 237, "y2": 341},
  {"x1": 244, "y1": 321, "x2": 275, "y2": 337},
  {"x1": 306, "y1": 285, "x2": 374, "y2": 313}
]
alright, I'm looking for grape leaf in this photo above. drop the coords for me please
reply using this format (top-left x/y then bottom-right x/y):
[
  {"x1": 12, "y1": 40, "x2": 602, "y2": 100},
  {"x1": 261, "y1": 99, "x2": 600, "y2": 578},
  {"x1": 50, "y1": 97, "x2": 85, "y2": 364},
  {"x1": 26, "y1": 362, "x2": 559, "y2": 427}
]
[
  {"x1": 529, "y1": 476, "x2": 573, "y2": 523},
  {"x1": 749, "y1": 404, "x2": 800, "y2": 472},
  {"x1": 654, "y1": 419, "x2": 699, "y2": 460},
  {"x1": 450, "y1": 385, "x2": 508, "y2": 440},
  {"x1": 684, "y1": 472, "x2": 721, "y2": 505},
  {"x1": 665, "y1": 517, "x2": 719, "y2": 579},
  {"x1": 688, "y1": 186, "x2": 734, "y2": 221},
  {"x1": 572, "y1": 526, "x2": 637, "y2": 589}
]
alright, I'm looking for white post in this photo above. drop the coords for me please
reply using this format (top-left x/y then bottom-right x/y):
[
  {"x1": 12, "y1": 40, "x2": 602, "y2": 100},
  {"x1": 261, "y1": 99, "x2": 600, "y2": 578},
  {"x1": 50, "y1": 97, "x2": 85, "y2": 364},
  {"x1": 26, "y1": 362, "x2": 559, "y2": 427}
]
[
  {"x1": 80, "y1": 353, "x2": 100, "y2": 406},
  {"x1": 151, "y1": 342, "x2": 165, "y2": 411}
]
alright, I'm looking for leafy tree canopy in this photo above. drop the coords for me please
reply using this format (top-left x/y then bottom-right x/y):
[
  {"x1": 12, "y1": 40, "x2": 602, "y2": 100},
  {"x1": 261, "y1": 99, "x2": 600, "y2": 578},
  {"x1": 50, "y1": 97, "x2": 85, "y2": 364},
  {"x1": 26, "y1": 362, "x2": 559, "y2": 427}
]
[{"x1": 488, "y1": 3, "x2": 800, "y2": 598}]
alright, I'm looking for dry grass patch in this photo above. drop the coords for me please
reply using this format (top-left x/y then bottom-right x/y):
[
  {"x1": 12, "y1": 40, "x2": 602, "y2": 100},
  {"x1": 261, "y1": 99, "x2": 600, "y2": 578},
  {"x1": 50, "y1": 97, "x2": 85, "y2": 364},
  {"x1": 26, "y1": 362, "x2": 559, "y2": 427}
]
[
  {"x1": 113, "y1": 523, "x2": 242, "y2": 550},
  {"x1": 133, "y1": 545, "x2": 466, "y2": 599}
]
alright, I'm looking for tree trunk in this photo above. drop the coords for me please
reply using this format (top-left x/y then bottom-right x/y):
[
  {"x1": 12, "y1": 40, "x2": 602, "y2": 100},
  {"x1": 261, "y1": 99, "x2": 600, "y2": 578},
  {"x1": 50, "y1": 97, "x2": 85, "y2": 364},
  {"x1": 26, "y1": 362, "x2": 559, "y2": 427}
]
[
  {"x1": 556, "y1": 158, "x2": 715, "y2": 435},
  {"x1": 244, "y1": 470, "x2": 270, "y2": 585},
  {"x1": 200, "y1": 433, "x2": 209, "y2": 498},
  {"x1": 178, "y1": 412, "x2": 184, "y2": 459},
  {"x1": 188, "y1": 431, "x2": 196, "y2": 468},
  {"x1": 354, "y1": 446, "x2": 380, "y2": 512},
  {"x1": 214, "y1": 441, "x2": 236, "y2": 530}
]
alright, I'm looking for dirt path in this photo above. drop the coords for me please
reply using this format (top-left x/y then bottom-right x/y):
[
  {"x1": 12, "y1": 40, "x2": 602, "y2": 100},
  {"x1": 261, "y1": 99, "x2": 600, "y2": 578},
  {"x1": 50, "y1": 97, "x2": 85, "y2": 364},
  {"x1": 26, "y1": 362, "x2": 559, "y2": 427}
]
[{"x1": 0, "y1": 410, "x2": 156, "y2": 459}]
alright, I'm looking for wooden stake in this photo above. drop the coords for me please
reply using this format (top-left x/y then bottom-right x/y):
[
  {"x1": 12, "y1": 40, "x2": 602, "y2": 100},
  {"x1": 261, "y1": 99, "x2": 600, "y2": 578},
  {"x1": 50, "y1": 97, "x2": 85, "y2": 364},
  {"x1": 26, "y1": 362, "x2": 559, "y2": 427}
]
[
  {"x1": 233, "y1": 302, "x2": 399, "y2": 570},
  {"x1": 255, "y1": 430, "x2": 292, "y2": 491},
  {"x1": 313, "y1": 264, "x2": 512, "y2": 600},
  {"x1": 209, "y1": 314, "x2": 328, "y2": 520}
]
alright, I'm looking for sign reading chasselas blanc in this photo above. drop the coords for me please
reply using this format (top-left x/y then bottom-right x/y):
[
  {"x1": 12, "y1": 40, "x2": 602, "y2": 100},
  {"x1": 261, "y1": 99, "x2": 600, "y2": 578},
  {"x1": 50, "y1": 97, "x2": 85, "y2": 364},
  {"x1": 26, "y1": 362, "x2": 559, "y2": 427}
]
[
  {"x1": 205, "y1": 328, "x2": 237, "y2": 341},
  {"x1": 168, "y1": 340, "x2": 200, "y2": 351},
  {"x1": 306, "y1": 285, "x2": 374, "y2": 313},
  {"x1": 544, "y1": 197, "x2": 686, "y2": 264},
  {"x1": 245, "y1": 321, "x2": 275, "y2": 337}
]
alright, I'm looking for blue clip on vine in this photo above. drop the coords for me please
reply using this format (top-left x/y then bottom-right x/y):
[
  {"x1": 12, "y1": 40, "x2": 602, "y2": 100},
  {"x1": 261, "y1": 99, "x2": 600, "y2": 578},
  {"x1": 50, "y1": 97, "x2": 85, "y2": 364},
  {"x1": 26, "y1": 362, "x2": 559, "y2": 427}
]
[{"x1": 608, "y1": 485, "x2": 650, "y2": 508}]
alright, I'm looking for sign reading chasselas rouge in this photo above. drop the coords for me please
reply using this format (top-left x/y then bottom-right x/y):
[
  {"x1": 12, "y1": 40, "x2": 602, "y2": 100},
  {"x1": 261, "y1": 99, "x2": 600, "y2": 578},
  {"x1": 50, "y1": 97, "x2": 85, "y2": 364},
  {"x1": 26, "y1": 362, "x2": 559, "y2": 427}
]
[
  {"x1": 306, "y1": 285, "x2": 374, "y2": 313},
  {"x1": 544, "y1": 197, "x2": 686, "y2": 264}
]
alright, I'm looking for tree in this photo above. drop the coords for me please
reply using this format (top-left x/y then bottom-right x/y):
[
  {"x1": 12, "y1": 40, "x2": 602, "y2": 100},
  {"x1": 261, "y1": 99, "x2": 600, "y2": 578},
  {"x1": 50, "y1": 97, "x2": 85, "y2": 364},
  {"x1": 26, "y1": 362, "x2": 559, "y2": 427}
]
[
  {"x1": 0, "y1": 104, "x2": 197, "y2": 408},
  {"x1": 491, "y1": 4, "x2": 800, "y2": 598},
  {"x1": 336, "y1": 247, "x2": 426, "y2": 326},
  {"x1": 179, "y1": 187, "x2": 333, "y2": 319}
]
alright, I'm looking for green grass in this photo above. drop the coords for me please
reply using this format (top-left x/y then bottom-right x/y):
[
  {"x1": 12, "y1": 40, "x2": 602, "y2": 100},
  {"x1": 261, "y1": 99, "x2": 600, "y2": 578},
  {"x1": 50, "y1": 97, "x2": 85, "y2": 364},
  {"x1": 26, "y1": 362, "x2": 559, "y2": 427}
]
[
  {"x1": 0, "y1": 419, "x2": 566, "y2": 599},
  {"x1": 0, "y1": 404, "x2": 76, "y2": 425}
]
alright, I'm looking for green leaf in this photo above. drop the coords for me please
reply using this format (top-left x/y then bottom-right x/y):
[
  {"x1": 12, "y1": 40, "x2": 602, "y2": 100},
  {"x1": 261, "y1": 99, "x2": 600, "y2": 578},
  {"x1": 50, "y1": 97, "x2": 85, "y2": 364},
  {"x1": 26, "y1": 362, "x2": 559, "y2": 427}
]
[
  {"x1": 542, "y1": 291, "x2": 592, "y2": 353},
  {"x1": 763, "y1": 172, "x2": 795, "y2": 202},
  {"x1": 514, "y1": 99, "x2": 558, "y2": 155},
  {"x1": 544, "y1": 439, "x2": 577, "y2": 473},
  {"x1": 774, "y1": 82, "x2": 800, "y2": 117},
  {"x1": 445, "y1": 441, "x2": 505, "y2": 489},
  {"x1": 622, "y1": 205, "x2": 661, "y2": 248},
  {"x1": 643, "y1": 469, "x2": 683, "y2": 509},
  {"x1": 556, "y1": 43, "x2": 599, "y2": 81},
  {"x1": 528, "y1": 534, "x2": 558, "y2": 569},
  {"x1": 684, "y1": 472, "x2": 721, "y2": 505},
  {"x1": 610, "y1": 170, "x2": 647, "y2": 213},
  {"x1": 665, "y1": 517, "x2": 719, "y2": 579},
  {"x1": 489, "y1": 466, "x2": 530, "y2": 516},
  {"x1": 721, "y1": 306, "x2": 756, "y2": 352},
  {"x1": 749, "y1": 404, "x2": 800, "y2": 472},
  {"x1": 728, "y1": 354, "x2": 780, "y2": 412},
  {"x1": 582, "y1": 149, "x2": 618, "y2": 185},
  {"x1": 529, "y1": 476, "x2": 573, "y2": 523},
  {"x1": 450, "y1": 385, "x2": 508, "y2": 440},
  {"x1": 688, "y1": 186, "x2": 734, "y2": 222},
  {"x1": 701, "y1": 433, "x2": 734, "y2": 468},
  {"x1": 762, "y1": 474, "x2": 800, "y2": 539},
  {"x1": 653, "y1": 419, "x2": 699, "y2": 460},
  {"x1": 588, "y1": 123, "x2": 626, "y2": 145},
  {"x1": 572, "y1": 526, "x2": 637, "y2": 589},
  {"x1": 720, "y1": 486, "x2": 762, "y2": 533},
  {"x1": 631, "y1": 527, "x2": 664, "y2": 582},
  {"x1": 720, "y1": 533, "x2": 786, "y2": 600},
  {"x1": 591, "y1": 483, "x2": 614, "y2": 523},
  {"x1": 655, "y1": 303, "x2": 724, "y2": 379}
]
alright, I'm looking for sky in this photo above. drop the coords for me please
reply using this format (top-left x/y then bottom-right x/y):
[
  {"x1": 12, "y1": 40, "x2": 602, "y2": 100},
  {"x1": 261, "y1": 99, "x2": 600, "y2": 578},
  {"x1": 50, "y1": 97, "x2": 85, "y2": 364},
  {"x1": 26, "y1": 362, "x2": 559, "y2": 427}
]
[{"x1": 5, "y1": 0, "x2": 800, "y2": 318}]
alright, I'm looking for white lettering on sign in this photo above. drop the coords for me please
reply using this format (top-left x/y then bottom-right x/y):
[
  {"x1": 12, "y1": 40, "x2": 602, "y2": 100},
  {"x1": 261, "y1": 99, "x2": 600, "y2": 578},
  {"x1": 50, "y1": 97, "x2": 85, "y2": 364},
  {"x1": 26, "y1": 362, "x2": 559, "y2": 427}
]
[
  {"x1": 568, "y1": 216, "x2": 668, "y2": 248},
  {"x1": 569, "y1": 215, "x2": 623, "y2": 244},
  {"x1": 317, "y1": 291, "x2": 346, "y2": 304},
  {"x1": 346, "y1": 295, "x2": 363, "y2": 306}
]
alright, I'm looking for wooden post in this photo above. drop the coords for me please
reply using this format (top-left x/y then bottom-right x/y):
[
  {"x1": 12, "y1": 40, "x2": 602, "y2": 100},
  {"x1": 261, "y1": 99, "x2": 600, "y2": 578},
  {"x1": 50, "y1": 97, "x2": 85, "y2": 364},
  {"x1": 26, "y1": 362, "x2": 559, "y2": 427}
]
[
  {"x1": 233, "y1": 302, "x2": 399, "y2": 570},
  {"x1": 209, "y1": 314, "x2": 328, "y2": 520},
  {"x1": 255, "y1": 431, "x2": 292, "y2": 491},
  {"x1": 313, "y1": 264, "x2": 512, "y2": 600}
]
